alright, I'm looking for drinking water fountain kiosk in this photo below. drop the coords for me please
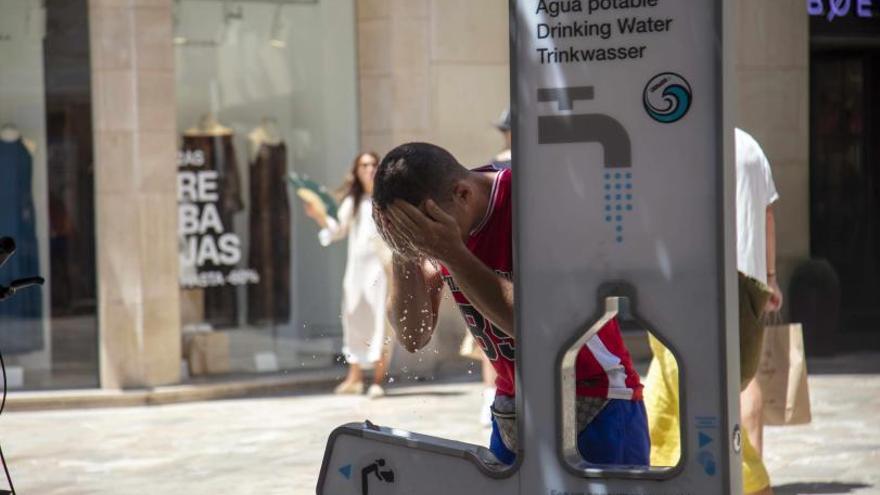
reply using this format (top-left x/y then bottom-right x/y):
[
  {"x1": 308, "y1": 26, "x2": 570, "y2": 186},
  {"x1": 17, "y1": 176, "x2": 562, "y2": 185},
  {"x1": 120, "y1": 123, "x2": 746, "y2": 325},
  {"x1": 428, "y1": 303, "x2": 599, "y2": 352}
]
[{"x1": 317, "y1": 1, "x2": 740, "y2": 493}]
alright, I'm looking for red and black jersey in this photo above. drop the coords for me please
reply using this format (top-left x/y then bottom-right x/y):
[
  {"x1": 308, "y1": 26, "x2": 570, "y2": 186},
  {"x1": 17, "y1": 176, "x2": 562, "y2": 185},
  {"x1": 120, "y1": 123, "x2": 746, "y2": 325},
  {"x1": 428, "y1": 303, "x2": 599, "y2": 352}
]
[{"x1": 440, "y1": 167, "x2": 642, "y2": 400}]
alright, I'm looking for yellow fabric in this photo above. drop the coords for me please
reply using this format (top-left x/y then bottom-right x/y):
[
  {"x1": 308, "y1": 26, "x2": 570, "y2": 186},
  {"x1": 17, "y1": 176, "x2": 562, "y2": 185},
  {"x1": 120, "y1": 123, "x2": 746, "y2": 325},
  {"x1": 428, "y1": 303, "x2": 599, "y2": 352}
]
[
  {"x1": 741, "y1": 422, "x2": 771, "y2": 493},
  {"x1": 645, "y1": 334, "x2": 681, "y2": 467},
  {"x1": 645, "y1": 336, "x2": 771, "y2": 494}
]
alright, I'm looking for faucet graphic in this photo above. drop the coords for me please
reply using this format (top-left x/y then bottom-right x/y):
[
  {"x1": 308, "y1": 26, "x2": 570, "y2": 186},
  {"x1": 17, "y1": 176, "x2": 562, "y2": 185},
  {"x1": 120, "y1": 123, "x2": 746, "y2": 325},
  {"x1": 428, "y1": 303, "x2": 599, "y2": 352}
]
[
  {"x1": 537, "y1": 86, "x2": 631, "y2": 168},
  {"x1": 536, "y1": 86, "x2": 634, "y2": 243}
]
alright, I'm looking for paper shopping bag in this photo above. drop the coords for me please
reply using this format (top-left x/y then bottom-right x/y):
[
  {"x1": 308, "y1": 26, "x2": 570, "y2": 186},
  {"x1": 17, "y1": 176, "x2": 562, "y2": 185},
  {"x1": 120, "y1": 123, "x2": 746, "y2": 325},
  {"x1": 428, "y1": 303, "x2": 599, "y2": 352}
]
[{"x1": 757, "y1": 323, "x2": 812, "y2": 426}]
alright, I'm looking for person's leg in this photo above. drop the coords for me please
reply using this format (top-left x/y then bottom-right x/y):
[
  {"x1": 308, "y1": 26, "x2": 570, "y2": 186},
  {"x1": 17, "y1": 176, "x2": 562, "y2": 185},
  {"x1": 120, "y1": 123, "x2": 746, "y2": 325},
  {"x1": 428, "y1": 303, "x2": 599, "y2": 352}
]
[
  {"x1": 489, "y1": 416, "x2": 517, "y2": 465},
  {"x1": 578, "y1": 400, "x2": 625, "y2": 465},
  {"x1": 622, "y1": 401, "x2": 651, "y2": 466},
  {"x1": 740, "y1": 378, "x2": 765, "y2": 456},
  {"x1": 482, "y1": 353, "x2": 497, "y2": 387},
  {"x1": 372, "y1": 351, "x2": 389, "y2": 385},
  {"x1": 742, "y1": 424, "x2": 773, "y2": 495},
  {"x1": 480, "y1": 353, "x2": 497, "y2": 426},
  {"x1": 644, "y1": 334, "x2": 682, "y2": 467},
  {"x1": 335, "y1": 362, "x2": 364, "y2": 394},
  {"x1": 346, "y1": 363, "x2": 364, "y2": 383},
  {"x1": 364, "y1": 280, "x2": 389, "y2": 398},
  {"x1": 336, "y1": 298, "x2": 368, "y2": 394}
]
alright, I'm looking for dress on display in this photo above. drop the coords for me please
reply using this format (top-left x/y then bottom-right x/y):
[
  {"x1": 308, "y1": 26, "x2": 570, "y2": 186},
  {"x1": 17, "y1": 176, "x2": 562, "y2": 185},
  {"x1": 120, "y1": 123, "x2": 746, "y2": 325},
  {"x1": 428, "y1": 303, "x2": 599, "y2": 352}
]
[
  {"x1": 180, "y1": 132, "x2": 243, "y2": 329},
  {"x1": 0, "y1": 137, "x2": 44, "y2": 353},
  {"x1": 247, "y1": 141, "x2": 291, "y2": 325},
  {"x1": 319, "y1": 195, "x2": 390, "y2": 365}
]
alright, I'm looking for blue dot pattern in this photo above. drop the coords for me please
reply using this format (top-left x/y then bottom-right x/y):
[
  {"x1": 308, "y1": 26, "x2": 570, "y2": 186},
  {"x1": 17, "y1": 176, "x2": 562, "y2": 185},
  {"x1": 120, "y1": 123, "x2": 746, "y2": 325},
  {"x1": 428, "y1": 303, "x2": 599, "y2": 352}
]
[{"x1": 603, "y1": 169, "x2": 634, "y2": 243}]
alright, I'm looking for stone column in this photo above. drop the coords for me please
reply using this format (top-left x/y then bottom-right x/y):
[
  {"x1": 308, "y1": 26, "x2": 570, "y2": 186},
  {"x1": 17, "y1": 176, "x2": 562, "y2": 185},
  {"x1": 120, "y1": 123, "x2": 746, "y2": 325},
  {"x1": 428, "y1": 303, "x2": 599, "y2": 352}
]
[
  {"x1": 355, "y1": 0, "x2": 511, "y2": 373},
  {"x1": 735, "y1": 0, "x2": 811, "y2": 291},
  {"x1": 89, "y1": 0, "x2": 181, "y2": 388},
  {"x1": 356, "y1": 0, "x2": 509, "y2": 164}
]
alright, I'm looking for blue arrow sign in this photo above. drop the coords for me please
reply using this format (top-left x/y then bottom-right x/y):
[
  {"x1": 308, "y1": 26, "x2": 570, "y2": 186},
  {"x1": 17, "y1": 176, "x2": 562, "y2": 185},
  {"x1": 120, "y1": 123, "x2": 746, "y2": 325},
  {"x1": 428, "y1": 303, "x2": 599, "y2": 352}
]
[
  {"x1": 699, "y1": 432, "x2": 713, "y2": 448},
  {"x1": 339, "y1": 464, "x2": 352, "y2": 480}
]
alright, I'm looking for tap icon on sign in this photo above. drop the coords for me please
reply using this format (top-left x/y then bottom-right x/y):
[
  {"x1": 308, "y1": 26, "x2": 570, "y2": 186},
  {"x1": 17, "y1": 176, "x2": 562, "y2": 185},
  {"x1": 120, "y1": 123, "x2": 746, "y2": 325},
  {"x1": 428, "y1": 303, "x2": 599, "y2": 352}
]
[
  {"x1": 536, "y1": 86, "x2": 634, "y2": 243},
  {"x1": 361, "y1": 458, "x2": 395, "y2": 495},
  {"x1": 537, "y1": 86, "x2": 631, "y2": 168}
]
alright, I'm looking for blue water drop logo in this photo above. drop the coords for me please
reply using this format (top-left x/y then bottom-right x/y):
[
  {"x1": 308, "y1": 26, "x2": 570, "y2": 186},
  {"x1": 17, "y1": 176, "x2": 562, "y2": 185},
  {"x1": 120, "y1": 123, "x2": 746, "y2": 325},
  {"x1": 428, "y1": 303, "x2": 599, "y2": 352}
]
[{"x1": 643, "y1": 72, "x2": 692, "y2": 124}]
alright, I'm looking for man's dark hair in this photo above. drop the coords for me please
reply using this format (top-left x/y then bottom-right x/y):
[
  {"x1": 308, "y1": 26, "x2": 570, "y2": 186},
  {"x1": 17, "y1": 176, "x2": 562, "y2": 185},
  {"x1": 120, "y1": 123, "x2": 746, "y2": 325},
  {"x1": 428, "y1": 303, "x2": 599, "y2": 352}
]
[{"x1": 373, "y1": 142, "x2": 468, "y2": 210}]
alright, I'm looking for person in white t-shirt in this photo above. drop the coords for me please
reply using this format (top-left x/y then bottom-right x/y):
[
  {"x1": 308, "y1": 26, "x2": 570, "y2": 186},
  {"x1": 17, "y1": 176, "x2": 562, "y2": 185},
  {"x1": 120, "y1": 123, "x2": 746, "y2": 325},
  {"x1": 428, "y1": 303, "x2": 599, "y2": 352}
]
[
  {"x1": 646, "y1": 129, "x2": 781, "y2": 495},
  {"x1": 735, "y1": 128, "x2": 783, "y2": 461}
]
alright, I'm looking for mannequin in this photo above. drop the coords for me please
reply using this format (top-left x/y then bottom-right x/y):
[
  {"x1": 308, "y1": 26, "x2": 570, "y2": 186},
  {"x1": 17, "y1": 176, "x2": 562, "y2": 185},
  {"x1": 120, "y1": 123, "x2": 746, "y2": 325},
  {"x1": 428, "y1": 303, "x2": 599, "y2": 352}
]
[
  {"x1": 0, "y1": 122, "x2": 44, "y2": 353},
  {"x1": 0, "y1": 123, "x2": 37, "y2": 155},
  {"x1": 185, "y1": 113, "x2": 233, "y2": 137},
  {"x1": 246, "y1": 117, "x2": 291, "y2": 325},
  {"x1": 180, "y1": 114, "x2": 242, "y2": 328},
  {"x1": 247, "y1": 117, "x2": 282, "y2": 161}
]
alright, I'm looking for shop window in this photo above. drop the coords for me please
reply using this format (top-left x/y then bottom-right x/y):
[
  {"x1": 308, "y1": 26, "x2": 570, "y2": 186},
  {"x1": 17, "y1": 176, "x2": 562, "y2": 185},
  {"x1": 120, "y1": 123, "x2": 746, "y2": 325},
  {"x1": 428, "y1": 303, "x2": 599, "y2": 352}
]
[
  {"x1": 0, "y1": 0, "x2": 98, "y2": 390},
  {"x1": 811, "y1": 51, "x2": 880, "y2": 337},
  {"x1": 173, "y1": 0, "x2": 359, "y2": 378}
]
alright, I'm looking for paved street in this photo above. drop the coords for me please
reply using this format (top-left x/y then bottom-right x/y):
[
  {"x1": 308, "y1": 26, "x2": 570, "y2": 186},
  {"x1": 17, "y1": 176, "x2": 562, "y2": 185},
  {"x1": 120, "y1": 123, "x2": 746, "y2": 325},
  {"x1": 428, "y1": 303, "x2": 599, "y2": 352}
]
[{"x1": 1, "y1": 359, "x2": 879, "y2": 495}]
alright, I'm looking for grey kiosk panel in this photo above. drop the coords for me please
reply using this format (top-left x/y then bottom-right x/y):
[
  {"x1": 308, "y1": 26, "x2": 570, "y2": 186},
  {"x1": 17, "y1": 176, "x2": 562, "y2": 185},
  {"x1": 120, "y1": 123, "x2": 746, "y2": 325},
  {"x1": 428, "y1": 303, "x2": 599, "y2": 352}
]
[{"x1": 317, "y1": 0, "x2": 739, "y2": 494}]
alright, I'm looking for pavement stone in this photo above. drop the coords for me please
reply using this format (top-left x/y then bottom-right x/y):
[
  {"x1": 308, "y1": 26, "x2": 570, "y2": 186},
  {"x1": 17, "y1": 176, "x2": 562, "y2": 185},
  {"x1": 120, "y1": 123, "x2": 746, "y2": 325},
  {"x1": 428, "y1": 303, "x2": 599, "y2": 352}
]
[{"x1": 0, "y1": 363, "x2": 877, "y2": 494}]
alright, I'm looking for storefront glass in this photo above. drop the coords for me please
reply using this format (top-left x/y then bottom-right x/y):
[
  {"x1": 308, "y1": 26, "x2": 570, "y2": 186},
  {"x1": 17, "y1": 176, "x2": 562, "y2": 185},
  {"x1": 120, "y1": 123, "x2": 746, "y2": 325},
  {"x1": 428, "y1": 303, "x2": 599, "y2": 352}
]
[
  {"x1": 0, "y1": 0, "x2": 98, "y2": 389},
  {"x1": 173, "y1": 0, "x2": 358, "y2": 376},
  {"x1": 810, "y1": 6, "x2": 880, "y2": 340}
]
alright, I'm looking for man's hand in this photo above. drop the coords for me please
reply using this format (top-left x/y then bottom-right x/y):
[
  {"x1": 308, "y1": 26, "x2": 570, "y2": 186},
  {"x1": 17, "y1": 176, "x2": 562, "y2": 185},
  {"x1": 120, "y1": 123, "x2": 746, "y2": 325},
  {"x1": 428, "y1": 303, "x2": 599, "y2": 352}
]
[
  {"x1": 384, "y1": 199, "x2": 466, "y2": 264},
  {"x1": 374, "y1": 203, "x2": 446, "y2": 353},
  {"x1": 374, "y1": 205, "x2": 422, "y2": 261},
  {"x1": 766, "y1": 275, "x2": 783, "y2": 312}
]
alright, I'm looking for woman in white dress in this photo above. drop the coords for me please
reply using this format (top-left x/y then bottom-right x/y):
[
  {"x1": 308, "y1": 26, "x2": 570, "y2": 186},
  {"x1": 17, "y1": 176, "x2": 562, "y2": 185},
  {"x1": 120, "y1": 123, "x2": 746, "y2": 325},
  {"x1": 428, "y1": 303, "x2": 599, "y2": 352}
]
[{"x1": 303, "y1": 152, "x2": 391, "y2": 398}]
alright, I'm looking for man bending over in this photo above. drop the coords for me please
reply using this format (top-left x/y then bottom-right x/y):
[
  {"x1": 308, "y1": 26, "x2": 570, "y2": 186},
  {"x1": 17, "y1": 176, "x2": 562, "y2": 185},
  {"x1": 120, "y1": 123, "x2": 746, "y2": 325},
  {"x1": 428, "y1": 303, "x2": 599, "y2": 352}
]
[{"x1": 372, "y1": 142, "x2": 649, "y2": 466}]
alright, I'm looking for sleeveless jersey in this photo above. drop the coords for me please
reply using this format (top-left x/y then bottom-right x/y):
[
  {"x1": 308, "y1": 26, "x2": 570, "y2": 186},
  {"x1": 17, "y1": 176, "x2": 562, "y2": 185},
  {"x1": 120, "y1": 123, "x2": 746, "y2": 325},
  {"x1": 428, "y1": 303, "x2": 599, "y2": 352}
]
[{"x1": 441, "y1": 167, "x2": 643, "y2": 400}]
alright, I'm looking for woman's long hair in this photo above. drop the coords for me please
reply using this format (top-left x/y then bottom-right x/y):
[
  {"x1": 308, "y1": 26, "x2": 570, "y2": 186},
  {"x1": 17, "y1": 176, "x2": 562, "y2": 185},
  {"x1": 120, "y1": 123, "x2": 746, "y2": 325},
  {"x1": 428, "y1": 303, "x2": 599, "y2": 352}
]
[{"x1": 336, "y1": 151, "x2": 380, "y2": 215}]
